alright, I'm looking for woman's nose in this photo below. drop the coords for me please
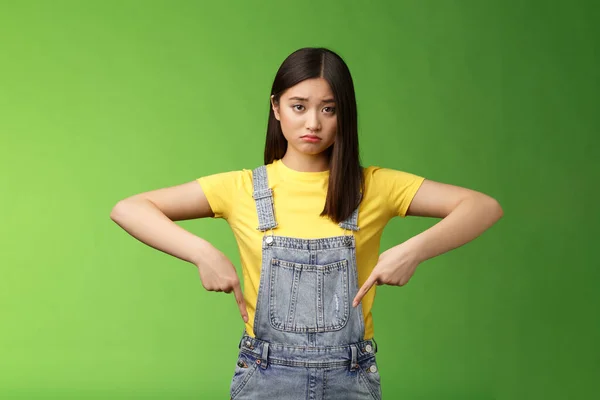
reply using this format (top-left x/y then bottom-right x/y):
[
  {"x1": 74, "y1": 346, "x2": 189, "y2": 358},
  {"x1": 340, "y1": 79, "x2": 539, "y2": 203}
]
[{"x1": 305, "y1": 110, "x2": 321, "y2": 131}]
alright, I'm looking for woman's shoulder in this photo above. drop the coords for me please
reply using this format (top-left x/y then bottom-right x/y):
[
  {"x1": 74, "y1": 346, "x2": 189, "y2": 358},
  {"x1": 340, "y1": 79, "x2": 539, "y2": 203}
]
[
  {"x1": 362, "y1": 165, "x2": 426, "y2": 217},
  {"x1": 362, "y1": 165, "x2": 423, "y2": 184},
  {"x1": 198, "y1": 161, "x2": 285, "y2": 190},
  {"x1": 218, "y1": 164, "x2": 278, "y2": 190},
  {"x1": 196, "y1": 166, "x2": 257, "y2": 193}
]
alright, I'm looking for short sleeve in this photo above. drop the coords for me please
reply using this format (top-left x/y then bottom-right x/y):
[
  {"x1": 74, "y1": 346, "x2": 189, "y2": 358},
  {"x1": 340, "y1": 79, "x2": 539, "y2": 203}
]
[
  {"x1": 369, "y1": 167, "x2": 425, "y2": 218},
  {"x1": 196, "y1": 170, "x2": 242, "y2": 219}
]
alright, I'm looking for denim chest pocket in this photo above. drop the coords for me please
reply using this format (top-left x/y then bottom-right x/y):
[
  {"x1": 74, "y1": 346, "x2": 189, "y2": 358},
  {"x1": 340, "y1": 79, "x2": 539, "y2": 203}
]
[{"x1": 269, "y1": 258, "x2": 350, "y2": 332}]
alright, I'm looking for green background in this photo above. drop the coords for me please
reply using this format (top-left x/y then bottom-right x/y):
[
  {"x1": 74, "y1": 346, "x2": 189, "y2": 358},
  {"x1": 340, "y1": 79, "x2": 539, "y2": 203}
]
[{"x1": 1, "y1": 0, "x2": 598, "y2": 399}]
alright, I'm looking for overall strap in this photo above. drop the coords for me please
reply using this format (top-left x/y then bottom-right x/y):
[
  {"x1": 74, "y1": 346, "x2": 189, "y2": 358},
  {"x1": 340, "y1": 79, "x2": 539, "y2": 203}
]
[
  {"x1": 252, "y1": 165, "x2": 361, "y2": 232},
  {"x1": 252, "y1": 165, "x2": 278, "y2": 231},
  {"x1": 338, "y1": 193, "x2": 362, "y2": 232}
]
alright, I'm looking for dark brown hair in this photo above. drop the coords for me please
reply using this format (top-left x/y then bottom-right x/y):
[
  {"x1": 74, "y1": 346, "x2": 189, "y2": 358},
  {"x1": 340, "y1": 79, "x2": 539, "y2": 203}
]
[{"x1": 264, "y1": 47, "x2": 364, "y2": 224}]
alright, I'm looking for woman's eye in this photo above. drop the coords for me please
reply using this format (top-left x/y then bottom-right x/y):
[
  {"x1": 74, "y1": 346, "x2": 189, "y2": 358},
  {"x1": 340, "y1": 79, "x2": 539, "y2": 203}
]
[
  {"x1": 293, "y1": 104, "x2": 305, "y2": 111},
  {"x1": 323, "y1": 107, "x2": 335, "y2": 113}
]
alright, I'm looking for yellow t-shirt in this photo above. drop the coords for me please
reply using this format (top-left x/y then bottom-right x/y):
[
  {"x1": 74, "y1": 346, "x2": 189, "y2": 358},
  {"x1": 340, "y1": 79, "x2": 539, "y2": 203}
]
[{"x1": 197, "y1": 159, "x2": 425, "y2": 340}]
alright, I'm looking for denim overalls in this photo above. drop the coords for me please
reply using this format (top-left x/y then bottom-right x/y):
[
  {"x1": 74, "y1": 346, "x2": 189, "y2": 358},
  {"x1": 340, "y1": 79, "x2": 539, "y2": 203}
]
[{"x1": 229, "y1": 166, "x2": 382, "y2": 400}]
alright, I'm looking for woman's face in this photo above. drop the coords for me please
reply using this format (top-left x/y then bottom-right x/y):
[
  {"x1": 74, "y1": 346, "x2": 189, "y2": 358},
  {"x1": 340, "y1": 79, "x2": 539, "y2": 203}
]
[{"x1": 271, "y1": 78, "x2": 337, "y2": 157}]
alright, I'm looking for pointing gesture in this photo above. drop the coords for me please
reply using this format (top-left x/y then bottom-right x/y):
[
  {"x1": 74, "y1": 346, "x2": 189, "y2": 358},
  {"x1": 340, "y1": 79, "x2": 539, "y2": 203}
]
[
  {"x1": 195, "y1": 245, "x2": 249, "y2": 323},
  {"x1": 353, "y1": 244, "x2": 421, "y2": 308}
]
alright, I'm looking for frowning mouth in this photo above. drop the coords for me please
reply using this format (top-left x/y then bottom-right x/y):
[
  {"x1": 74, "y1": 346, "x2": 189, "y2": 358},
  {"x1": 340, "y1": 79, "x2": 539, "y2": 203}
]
[{"x1": 301, "y1": 135, "x2": 321, "y2": 142}]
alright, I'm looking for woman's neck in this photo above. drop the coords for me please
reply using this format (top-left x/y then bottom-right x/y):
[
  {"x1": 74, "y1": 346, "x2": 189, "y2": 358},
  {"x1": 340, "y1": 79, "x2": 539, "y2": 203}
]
[{"x1": 280, "y1": 151, "x2": 330, "y2": 173}]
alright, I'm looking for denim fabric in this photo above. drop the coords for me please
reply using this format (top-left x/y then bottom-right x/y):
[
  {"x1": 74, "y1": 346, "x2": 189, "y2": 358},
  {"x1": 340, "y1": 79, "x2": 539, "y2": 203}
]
[
  {"x1": 230, "y1": 165, "x2": 382, "y2": 400},
  {"x1": 230, "y1": 334, "x2": 381, "y2": 400}
]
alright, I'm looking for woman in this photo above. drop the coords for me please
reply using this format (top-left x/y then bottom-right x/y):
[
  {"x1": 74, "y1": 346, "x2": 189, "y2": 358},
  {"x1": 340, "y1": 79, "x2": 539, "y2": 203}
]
[{"x1": 110, "y1": 47, "x2": 503, "y2": 399}]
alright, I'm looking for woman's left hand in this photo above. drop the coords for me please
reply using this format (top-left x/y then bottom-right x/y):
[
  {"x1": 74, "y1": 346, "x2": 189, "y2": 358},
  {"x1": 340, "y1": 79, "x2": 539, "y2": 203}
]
[{"x1": 352, "y1": 244, "x2": 421, "y2": 307}]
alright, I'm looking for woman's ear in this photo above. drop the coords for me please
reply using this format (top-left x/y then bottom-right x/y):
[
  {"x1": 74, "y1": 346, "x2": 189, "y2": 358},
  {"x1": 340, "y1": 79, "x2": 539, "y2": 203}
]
[{"x1": 271, "y1": 95, "x2": 280, "y2": 121}]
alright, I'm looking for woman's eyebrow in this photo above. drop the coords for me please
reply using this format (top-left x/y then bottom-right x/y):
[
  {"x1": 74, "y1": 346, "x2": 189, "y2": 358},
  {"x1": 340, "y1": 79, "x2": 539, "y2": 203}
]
[{"x1": 288, "y1": 96, "x2": 336, "y2": 103}]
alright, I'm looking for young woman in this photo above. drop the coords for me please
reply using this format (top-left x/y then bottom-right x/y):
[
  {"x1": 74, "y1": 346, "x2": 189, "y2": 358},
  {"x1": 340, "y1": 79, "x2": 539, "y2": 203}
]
[{"x1": 110, "y1": 47, "x2": 503, "y2": 399}]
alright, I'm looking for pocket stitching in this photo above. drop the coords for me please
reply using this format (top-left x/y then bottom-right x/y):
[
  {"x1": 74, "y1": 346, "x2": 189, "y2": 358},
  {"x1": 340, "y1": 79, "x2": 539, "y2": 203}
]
[
  {"x1": 358, "y1": 368, "x2": 380, "y2": 400},
  {"x1": 230, "y1": 354, "x2": 259, "y2": 399},
  {"x1": 269, "y1": 258, "x2": 350, "y2": 333},
  {"x1": 358, "y1": 357, "x2": 381, "y2": 400}
]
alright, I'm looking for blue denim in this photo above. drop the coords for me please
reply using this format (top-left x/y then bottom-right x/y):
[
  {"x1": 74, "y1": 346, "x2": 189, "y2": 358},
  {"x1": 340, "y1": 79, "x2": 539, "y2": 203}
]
[{"x1": 230, "y1": 165, "x2": 382, "y2": 399}]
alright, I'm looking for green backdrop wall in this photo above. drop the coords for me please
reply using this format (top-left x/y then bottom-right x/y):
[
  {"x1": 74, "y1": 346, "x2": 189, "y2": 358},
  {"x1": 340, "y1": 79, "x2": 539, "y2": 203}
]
[{"x1": 1, "y1": 0, "x2": 598, "y2": 399}]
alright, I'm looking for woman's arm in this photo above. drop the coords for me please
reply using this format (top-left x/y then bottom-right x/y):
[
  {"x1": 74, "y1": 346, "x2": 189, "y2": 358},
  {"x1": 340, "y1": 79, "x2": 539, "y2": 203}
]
[
  {"x1": 353, "y1": 179, "x2": 503, "y2": 306},
  {"x1": 110, "y1": 181, "x2": 249, "y2": 322},
  {"x1": 403, "y1": 179, "x2": 504, "y2": 262},
  {"x1": 110, "y1": 181, "x2": 215, "y2": 265}
]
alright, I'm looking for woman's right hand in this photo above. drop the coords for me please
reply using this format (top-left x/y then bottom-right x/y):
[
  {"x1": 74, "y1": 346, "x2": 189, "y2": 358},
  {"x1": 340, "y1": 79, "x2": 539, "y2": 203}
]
[{"x1": 195, "y1": 244, "x2": 249, "y2": 323}]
